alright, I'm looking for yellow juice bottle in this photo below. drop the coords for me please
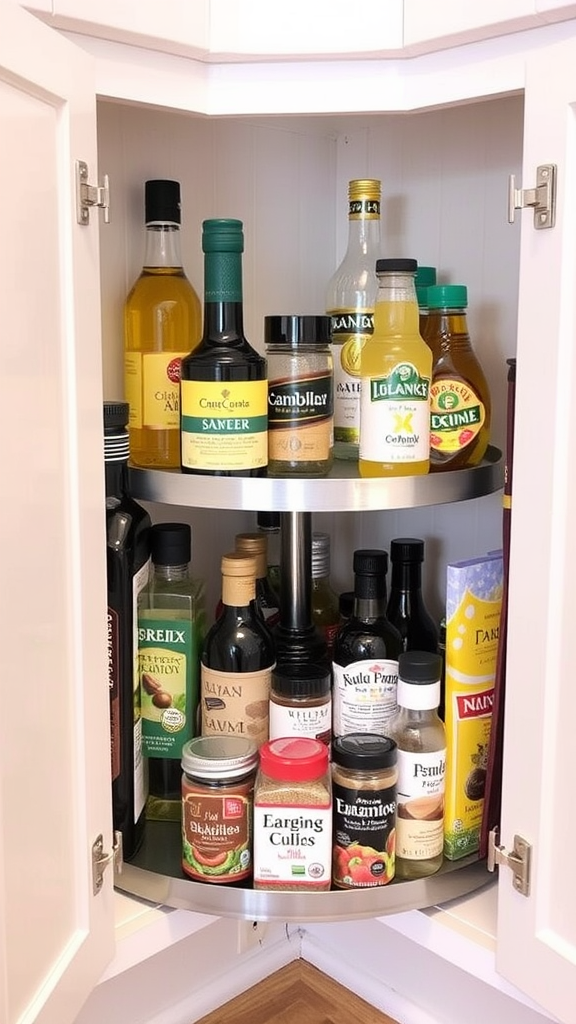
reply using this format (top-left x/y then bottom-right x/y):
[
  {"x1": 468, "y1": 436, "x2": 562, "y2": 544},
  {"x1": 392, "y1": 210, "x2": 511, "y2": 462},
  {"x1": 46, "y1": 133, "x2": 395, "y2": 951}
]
[{"x1": 359, "y1": 258, "x2": 432, "y2": 477}]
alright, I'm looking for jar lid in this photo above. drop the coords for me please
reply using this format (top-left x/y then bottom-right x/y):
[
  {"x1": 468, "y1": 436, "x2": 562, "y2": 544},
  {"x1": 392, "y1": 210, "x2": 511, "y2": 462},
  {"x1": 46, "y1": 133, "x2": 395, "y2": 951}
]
[
  {"x1": 398, "y1": 650, "x2": 442, "y2": 684},
  {"x1": 271, "y1": 662, "x2": 331, "y2": 699},
  {"x1": 427, "y1": 284, "x2": 468, "y2": 309},
  {"x1": 375, "y1": 258, "x2": 417, "y2": 274},
  {"x1": 332, "y1": 733, "x2": 397, "y2": 770},
  {"x1": 264, "y1": 315, "x2": 331, "y2": 348},
  {"x1": 390, "y1": 537, "x2": 425, "y2": 564},
  {"x1": 181, "y1": 736, "x2": 258, "y2": 779},
  {"x1": 259, "y1": 737, "x2": 328, "y2": 782}
]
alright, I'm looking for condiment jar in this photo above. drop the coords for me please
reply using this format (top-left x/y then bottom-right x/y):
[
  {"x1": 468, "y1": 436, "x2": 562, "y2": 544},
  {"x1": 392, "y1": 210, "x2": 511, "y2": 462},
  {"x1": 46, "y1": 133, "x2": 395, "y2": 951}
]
[
  {"x1": 265, "y1": 314, "x2": 334, "y2": 477},
  {"x1": 331, "y1": 733, "x2": 397, "y2": 888},
  {"x1": 253, "y1": 737, "x2": 332, "y2": 890},
  {"x1": 181, "y1": 735, "x2": 258, "y2": 884},
  {"x1": 269, "y1": 662, "x2": 332, "y2": 746}
]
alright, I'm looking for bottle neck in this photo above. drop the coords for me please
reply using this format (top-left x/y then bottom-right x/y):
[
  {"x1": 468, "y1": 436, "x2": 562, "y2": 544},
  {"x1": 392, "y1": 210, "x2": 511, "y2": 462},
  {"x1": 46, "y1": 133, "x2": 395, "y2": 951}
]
[
  {"x1": 373, "y1": 271, "x2": 420, "y2": 337},
  {"x1": 425, "y1": 309, "x2": 470, "y2": 350},
  {"x1": 390, "y1": 561, "x2": 423, "y2": 593},
  {"x1": 104, "y1": 459, "x2": 129, "y2": 501},
  {"x1": 222, "y1": 573, "x2": 256, "y2": 609},
  {"x1": 202, "y1": 249, "x2": 244, "y2": 342},
  {"x1": 143, "y1": 223, "x2": 183, "y2": 269},
  {"x1": 152, "y1": 563, "x2": 189, "y2": 583},
  {"x1": 352, "y1": 575, "x2": 388, "y2": 620},
  {"x1": 345, "y1": 209, "x2": 382, "y2": 257}
]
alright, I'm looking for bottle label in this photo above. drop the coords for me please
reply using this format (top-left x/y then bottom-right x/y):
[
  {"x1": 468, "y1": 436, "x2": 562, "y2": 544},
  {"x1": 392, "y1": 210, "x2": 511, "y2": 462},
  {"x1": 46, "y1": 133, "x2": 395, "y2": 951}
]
[
  {"x1": 268, "y1": 371, "x2": 333, "y2": 463},
  {"x1": 332, "y1": 777, "x2": 396, "y2": 887},
  {"x1": 201, "y1": 664, "x2": 272, "y2": 747},
  {"x1": 138, "y1": 616, "x2": 199, "y2": 759},
  {"x1": 181, "y1": 379, "x2": 268, "y2": 471},
  {"x1": 332, "y1": 658, "x2": 398, "y2": 736},
  {"x1": 133, "y1": 559, "x2": 150, "y2": 821},
  {"x1": 182, "y1": 775, "x2": 254, "y2": 884},
  {"x1": 269, "y1": 698, "x2": 332, "y2": 745},
  {"x1": 360, "y1": 361, "x2": 430, "y2": 463},
  {"x1": 430, "y1": 378, "x2": 485, "y2": 453},
  {"x1": 125, "y1": 352, "x2": 186, "y2": 430},
  {"x1": 253, "y1": 799, "x2": 332, "y2": 888},
  {"x1": 329, "y1": 310, "x2": 374, "y2": 445},
  {"x1": 396, "y1": 747, "x2": 446, "y2": 861}
]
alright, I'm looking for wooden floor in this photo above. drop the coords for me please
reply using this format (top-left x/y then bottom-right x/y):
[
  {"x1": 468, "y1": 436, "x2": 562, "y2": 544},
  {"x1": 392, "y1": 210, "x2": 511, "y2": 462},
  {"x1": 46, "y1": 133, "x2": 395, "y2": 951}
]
[{"x1": 194, "y1": 960, "x2": 399, "y2": 1024}]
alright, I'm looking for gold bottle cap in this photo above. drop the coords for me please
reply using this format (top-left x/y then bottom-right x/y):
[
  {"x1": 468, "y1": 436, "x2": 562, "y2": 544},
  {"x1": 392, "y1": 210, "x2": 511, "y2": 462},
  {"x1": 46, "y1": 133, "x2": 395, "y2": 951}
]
[
  {"x1": 221, "y1": 552, "x2": 257, "y2": 578},
  {"x1": 348, "y1": 178, "x2": 382, "y2": 201}
]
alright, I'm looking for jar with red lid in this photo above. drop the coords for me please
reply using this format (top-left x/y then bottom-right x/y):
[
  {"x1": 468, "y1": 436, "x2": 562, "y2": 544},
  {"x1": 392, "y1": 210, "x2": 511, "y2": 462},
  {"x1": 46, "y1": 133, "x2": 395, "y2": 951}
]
[{"x1": 253, "y1": 736, "x2": 332, "y2": 890}]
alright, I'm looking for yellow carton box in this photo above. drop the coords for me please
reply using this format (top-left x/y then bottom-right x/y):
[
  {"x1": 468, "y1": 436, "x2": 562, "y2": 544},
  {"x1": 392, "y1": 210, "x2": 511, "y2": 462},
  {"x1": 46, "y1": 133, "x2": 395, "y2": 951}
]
[{"x1": 443, "y1": 552, "x2": 503, "y2": 860}]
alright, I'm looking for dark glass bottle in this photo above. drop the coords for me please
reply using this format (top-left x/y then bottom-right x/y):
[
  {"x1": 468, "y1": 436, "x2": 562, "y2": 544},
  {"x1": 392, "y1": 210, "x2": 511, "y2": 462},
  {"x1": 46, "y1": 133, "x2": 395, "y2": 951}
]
[
  {"x1": 104, "y1": 401, "x2": 151, "y2": 860},
  {"x1": 138, "y1": 523, "x2": 206, "y2": 821},
  {"x1": 201, "y1": 553, "x2": 276, "y2": 748},
  {"x1": 332, "y1": 549, "x2": 402, "y2": 738},
  {"x1": 180, "y1": 218, "x2": 268, "y2": 476},
  {"x1": 386, "y1": 537, "x2": 439, "y2": 656}
]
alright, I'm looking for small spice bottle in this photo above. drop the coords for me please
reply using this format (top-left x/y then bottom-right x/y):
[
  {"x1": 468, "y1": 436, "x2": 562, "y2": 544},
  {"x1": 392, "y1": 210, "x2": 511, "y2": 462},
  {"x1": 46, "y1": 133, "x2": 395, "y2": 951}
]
[
  {"x1": 265, "y1": 314, "x2": 334, "y2": 477},
  {"x1": 181, "y1": 735, "x2": 258, "y2": 885},
  {"x1": 269, "y1": 662, "x2": 332, "y2": 747},
  {"x1": 253, "y1": 737, "x2": 332, "y2": 890},
  {"x1": 331, "y1": 733, "x2": 397, "y2": 889}
]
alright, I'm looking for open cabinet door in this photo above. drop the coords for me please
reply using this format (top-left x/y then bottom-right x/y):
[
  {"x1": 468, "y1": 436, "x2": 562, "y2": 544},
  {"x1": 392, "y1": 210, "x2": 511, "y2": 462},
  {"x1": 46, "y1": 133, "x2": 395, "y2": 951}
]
[
  {"x1": 498, "y1": 32, "x2": 576, "y2": 1024},
  {"x1": 0, "y1": 3, "x2": 114, "y2": 1023}
]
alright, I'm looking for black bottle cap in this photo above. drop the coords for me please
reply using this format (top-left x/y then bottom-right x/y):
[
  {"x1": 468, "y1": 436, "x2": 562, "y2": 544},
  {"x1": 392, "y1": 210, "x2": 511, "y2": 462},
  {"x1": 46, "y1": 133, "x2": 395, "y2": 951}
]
[
  {"x1": 390, "y1": 538, "x2": 425, "y2": 563},
  {"x1": 375, "y1": 257, "x2": 417, "y2": 273},
  {"x1": 202, "y1": 218, "x2": 243, "y2": 253},
  {"x1": 145, "y1": 180, "x2": 181, "y2": 224},
  {"x1": 272, "y1": 662, "x2": 331, "y2": 699},
  {"x1": 103, "y1": 400, "x2": 129, "y2": 430},
  {"x1": 264, "y1": 315, "x2": 331, "y2": 347},
  {"x1": 332, "y1": 733, "x2": 397, "y2": 771},
  {"x1": 353, "y1": 549, "x2": 388, "y2": 576},
  {"x1": 150, "y1": 523, "x2": 191, "y2": 566},
  {"x1": 398, "y1": 650, "x2": 443, "y2": 684},
  {"x1": 257, "y1": 511, "x2": 280, "y2": 530}
]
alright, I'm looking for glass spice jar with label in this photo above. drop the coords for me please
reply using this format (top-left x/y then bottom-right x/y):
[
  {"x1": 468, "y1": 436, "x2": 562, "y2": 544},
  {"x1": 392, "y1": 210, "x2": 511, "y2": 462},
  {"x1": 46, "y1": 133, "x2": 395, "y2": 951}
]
[
  {"x1": 269, "y1": 662, "x2": 332, "y2": 747},
  {"x1": 265, "y1": 315, "x2": 334, "y2": 477}
]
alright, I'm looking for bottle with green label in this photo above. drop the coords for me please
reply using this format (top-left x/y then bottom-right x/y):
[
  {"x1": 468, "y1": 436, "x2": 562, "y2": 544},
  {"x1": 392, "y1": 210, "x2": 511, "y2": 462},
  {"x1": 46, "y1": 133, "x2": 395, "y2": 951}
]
[
  {"x1": 424, "y1": 284, "x2": 491, "y2": 471},
  {"x1": 138, "y1": 522, "x2": 206, "y2": 821},
  {"x1": 180, "y1": 218, "x2": 268, "y2": 476}
]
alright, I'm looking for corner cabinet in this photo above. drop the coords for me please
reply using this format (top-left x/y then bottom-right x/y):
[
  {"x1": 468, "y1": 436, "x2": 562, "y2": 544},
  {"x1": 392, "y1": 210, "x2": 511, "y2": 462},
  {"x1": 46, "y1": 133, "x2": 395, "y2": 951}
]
[{"x1": 2, "y1": 4, "x2": 576, "y2": 1024}]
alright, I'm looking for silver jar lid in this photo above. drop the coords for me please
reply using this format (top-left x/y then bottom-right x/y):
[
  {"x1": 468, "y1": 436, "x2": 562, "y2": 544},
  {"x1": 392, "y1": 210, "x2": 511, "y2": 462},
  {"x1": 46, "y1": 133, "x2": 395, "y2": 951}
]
[{"x1": 182, "y1": 736, "x2": 259, "y2": 780}]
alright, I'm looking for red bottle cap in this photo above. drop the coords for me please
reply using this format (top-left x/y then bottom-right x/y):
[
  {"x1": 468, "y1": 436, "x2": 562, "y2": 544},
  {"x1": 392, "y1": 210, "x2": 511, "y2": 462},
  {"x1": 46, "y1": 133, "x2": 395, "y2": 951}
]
[{"x1": 259, "y1": 737, "x2": 328, "y2": 782}]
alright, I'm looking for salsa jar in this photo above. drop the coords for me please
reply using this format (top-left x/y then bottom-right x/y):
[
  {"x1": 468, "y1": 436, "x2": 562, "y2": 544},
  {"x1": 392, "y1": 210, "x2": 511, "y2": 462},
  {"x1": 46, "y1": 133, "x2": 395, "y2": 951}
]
[
  {"x1": 331, "y1": 733, "x2": 397, "y2": 888},
  {"x1": 181, "y1": 735, "x2": 258, "y2": 884}
]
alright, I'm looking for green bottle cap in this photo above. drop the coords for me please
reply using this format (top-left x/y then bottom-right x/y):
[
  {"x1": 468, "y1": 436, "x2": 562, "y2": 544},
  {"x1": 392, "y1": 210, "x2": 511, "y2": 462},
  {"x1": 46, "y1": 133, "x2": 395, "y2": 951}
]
[
  {"x1": 202, "y1": 218, "x2": 244, "y2": 253},
  {"x1": 427, "y1": 284, "x2": 468, "y2": 309},
  {"x1": 415, "y1": 265, "x2": 437, "y2": 287}
]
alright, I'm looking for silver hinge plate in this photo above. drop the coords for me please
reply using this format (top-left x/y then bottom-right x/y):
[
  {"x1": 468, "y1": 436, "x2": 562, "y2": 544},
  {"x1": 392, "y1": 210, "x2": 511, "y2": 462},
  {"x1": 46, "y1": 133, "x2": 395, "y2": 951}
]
[
  {"x1": 92, "y1": 831, "x2": 123, "y2": 895},
  {"x1": 76, "y1": 160, "x2": 110, "y2": 225},
  {"x1": 508, "y1": 163, "x2": 556, "y2": 229},
  {"x1": 487, "y1": 827, "x2": 531, "y2": 897}
]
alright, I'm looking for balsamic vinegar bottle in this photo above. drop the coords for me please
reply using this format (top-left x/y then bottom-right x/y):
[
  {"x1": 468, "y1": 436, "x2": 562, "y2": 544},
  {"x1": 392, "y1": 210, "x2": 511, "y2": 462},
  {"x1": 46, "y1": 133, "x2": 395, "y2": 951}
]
[
  {"x1": 386, "y1": 538, "x2": 439, "y2": 655},
  {"x1": 180, "y1": 218, "x2": 268, "y2": 476},
  {"x1": 104, "y1": 401, "x2": 151, "y2": 860}
]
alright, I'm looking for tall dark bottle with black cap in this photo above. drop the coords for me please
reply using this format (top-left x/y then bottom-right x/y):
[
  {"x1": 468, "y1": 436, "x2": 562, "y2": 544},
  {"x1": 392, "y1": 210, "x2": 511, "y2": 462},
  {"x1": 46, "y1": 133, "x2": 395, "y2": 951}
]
[
  {"x1": 104, "y1": 401, "x2": 151, "y2": 860},
  {"x1": 387, "y1": 538, "x2": 439, "y2": 654},
  {"x1": 124, "y1": 179, "x2": 201, "y2": 469}
]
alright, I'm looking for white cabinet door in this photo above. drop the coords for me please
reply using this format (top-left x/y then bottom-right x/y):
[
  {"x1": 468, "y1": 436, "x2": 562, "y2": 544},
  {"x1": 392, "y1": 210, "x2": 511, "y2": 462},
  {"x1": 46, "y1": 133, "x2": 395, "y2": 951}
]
[
  {"x1": 0, "y1": 4, "x2": 114, "y2": 1023},
  {"x1": 498, "y1": 33, "x2": 576, "y2": 1024}
]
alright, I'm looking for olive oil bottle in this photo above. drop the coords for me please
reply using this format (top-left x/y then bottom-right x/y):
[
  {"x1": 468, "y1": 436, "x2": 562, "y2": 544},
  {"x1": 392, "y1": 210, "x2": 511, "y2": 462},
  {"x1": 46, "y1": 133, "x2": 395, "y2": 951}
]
[{"x1": 124, "y1": 179, "x2": 202, "y2": 468}]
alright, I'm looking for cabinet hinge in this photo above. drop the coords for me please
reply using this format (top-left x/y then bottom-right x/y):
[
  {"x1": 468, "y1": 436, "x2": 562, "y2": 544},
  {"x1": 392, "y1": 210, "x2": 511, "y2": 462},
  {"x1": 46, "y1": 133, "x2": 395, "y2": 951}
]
[
  {"x1": 487, "y1": 827, "x2": 531, "y2": 897},
  {"x1": 76, "y1": 160, "x2": 110, "y2": 225},
  {"x1": 92, "y1": 831, "x2": 123, "y2": 895},
  {"x1": 508, "y1": 163, "x2": 556, "y2": 229}
]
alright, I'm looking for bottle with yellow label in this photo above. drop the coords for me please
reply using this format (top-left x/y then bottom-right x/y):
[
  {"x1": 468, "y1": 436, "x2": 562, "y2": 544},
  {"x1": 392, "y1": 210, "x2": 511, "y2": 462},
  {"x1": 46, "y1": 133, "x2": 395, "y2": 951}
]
[
  {"x1": 359, "y1": 258, "x2": 432, "y2": 477},
  {"x1": 180, "y1": 219, "x2": 268, "y2": 476},
  {"x1": 424, "y1": 284, "x2": 491, "y2": 471},
  {"x1": 124, "y1": 180, "x2": 202, "y2": 468}
]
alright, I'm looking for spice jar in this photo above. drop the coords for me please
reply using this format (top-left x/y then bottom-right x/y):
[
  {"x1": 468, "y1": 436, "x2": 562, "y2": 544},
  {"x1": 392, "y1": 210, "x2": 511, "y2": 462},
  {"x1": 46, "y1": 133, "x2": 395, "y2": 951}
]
[
  {"x1": 253, "y1": 737, "x2": 332, "y2": 890},
  {"x1": 269, "y1": 662, "x2": 332, "y2": 746},
  {"x1": 331, "y1": 733, "x2": 397, "y2": 888},
  {"x1": 265, "y1": 314, "x2": 334, "y2": 477},
  {"x1": 181, "y1": 735, "x2": 258, "y2": 884}
]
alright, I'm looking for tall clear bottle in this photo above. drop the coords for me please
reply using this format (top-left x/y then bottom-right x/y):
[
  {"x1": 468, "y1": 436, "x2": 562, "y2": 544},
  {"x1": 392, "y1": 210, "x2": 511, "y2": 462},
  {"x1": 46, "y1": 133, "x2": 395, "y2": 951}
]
[
  {"x1": 311, "y1": 532, "x2": 340, "y2": 659},
  {"x1": 104, "y1": 401, "x2": 151, "y2": 860},
  {"x1": 180, "y1": 219, "x2": 268, "y2": 476},
  {"x1": 359, "y1": 258, "x2": 432, "y2": 477},
  {"x1": 332, "y1": 549, "x2": 402, "y2": 738},
  {"x1": 124, "y1": 179, "x2": 202, "y2": 468},
  {"x1": 386, "y1": 537, "x2": 439, "y2": 655},
  {"x1": 326, "y1": 178, "x2": 382, "y2": 461},
  {"x1": 388, "y1": 651, "x2": 446, "y2": 879},
  {"x1": 138, "y1": 522, "x2": 206, "y2": 822}
]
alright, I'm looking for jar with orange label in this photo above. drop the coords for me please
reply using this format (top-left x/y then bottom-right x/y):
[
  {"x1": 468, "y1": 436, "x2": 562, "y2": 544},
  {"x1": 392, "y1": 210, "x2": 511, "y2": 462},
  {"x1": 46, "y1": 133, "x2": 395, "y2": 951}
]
[{"x1": 181, "y1": 735, "x2": 258, "y2": 884}]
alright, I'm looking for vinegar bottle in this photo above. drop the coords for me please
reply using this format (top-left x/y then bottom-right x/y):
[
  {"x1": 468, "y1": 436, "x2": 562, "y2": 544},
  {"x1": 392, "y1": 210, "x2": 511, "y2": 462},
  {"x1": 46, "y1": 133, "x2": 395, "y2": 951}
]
[
  {"x1": 386, "y1": 537, "x2": 439, "y2": 655},
  {"x1": 180, "y1": 219, "x2": 268, "y2": 476},
  {"x1": 124, "y1": 179, "x2": 202, "y2": 468},
  {"x1": 359, "y1": 258, "x2": 432, "y2": 477},
  {"x1": 425, "y1": 284, "x2": 492, "y2": 471},
  {"x1": 326, "y1": 178, "x2": 382, "y2": 461}
]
